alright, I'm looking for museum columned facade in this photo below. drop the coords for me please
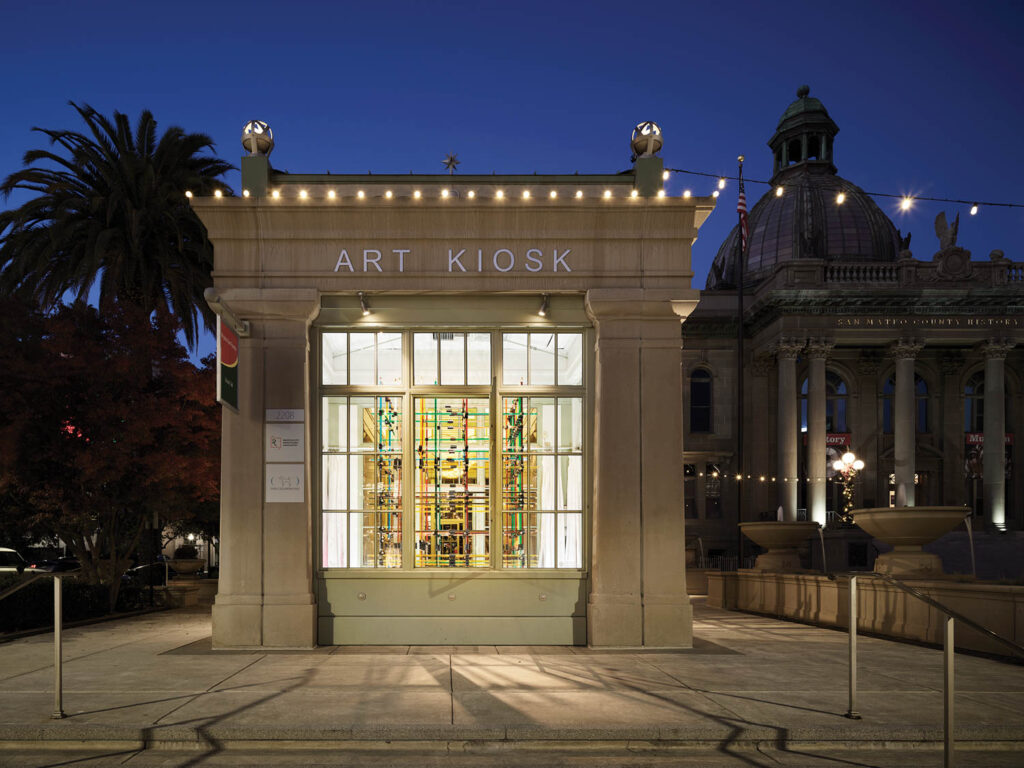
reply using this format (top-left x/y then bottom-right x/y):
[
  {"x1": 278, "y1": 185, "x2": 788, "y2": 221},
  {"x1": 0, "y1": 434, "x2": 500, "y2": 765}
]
[
  {"x1": 682, "y1": 88, "x2": 1023, "y2": 565},
  {"x1": 192, "y1": 122, "x2": 710, "y2": 647}
]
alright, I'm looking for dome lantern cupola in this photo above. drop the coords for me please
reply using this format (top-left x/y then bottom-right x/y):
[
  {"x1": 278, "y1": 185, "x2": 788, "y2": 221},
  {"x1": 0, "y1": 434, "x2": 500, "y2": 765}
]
[{"x1": 768, "y1": 85, "x2": 839, "y2": 179}]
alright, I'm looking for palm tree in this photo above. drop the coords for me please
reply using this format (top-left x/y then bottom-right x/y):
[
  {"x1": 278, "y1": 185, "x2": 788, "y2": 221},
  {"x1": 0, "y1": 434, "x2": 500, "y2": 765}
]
[{"x1": 0, "y1": 102, "x2": 233, "y2": 347}]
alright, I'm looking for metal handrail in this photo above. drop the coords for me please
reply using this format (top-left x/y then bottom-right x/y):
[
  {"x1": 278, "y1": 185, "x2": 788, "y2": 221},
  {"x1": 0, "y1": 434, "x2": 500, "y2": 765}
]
[
  {"x1": 0, "y1": 571, "x2": 66, "y2": 718},
  {"x1": 828, "y1": 571, "x2": 1024, "y2": 768}
]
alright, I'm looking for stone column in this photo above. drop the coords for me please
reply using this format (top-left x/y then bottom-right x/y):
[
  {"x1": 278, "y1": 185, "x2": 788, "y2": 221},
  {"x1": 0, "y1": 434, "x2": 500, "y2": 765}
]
[
  {"x1": 805, "y1": 340, "x2": 833, "y2": 525},
  {"x1": 774, "y1": 339, "x2": 804, "y2": 521},
  {"x1": 212, "y1": 288, "x2": 320, "y2": 648},
  {"x1": 212, "y1": 334, "x2": 265, "y2": 647},
  {"x1": 586, "y1": 288, "x2": 697, "y2": 648},
  {"x1": 983, "y1": 340, "x2": 1015, "y2": 530},
  {"x1": 890, "y1": 339, "x2": 923, "y2": 507}
]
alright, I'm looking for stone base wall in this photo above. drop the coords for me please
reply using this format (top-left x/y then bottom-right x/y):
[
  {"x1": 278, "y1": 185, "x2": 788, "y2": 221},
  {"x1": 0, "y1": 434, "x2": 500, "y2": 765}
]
[{"x1": 706, "y1": 570, "x2": 1024, "y2": 657}]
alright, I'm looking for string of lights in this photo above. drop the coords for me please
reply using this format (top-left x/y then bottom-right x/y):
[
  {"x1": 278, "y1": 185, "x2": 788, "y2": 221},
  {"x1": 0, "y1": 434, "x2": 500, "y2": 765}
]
[{"x1": 663, "y1": 167, "x2": 1024, "y2": 214}]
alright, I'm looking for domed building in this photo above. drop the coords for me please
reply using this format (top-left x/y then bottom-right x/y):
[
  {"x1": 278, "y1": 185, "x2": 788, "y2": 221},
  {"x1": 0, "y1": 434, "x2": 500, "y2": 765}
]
[{"x1": 682, "y1": 87, "x2": 1024, "y2": 569}]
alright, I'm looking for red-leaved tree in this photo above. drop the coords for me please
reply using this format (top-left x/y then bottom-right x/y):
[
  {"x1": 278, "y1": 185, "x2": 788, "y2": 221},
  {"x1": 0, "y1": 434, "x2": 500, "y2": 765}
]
[{"x1": 0, "y1": 298, "x2": 219, "y2": 610}]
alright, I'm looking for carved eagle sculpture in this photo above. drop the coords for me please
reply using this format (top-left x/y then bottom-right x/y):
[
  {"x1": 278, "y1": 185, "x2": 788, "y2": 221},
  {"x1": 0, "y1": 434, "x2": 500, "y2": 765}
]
[{"x1": 934, "y1": 211, "x2": 959, "y2": 251}]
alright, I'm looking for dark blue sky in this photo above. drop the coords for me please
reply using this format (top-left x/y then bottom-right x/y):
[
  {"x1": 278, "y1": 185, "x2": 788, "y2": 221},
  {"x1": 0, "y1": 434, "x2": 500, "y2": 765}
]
[{"x1": 3, "y1": 0, "x2": 1022, "y2": 361}]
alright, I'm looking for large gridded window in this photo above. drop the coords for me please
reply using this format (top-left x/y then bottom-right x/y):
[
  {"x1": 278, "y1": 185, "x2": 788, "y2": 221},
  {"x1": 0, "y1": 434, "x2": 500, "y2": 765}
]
[
  {"x1": 882, "y1": 374, "x2": 928, "y2": 433},
  {"x1": 322, "y1": 396, "x2": 402, "y2": 568},
  {"x1": 321, "y1": 328, "x2": 586, "y2": 572},
  {"x1": 501, "y1": 397, "x2": 583, "y2": 568}
]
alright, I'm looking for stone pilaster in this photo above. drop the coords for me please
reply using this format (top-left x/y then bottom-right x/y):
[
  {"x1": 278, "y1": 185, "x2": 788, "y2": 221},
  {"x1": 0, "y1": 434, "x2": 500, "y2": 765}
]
[
  {"x1": 983, "y1": 340, "x2": 1015, "y2": 530},
  {"x1": 585, "y1": 288, "x2": 696, "y2": 648},
  {"x1": 889, "y1": 339, "x2": 924, "y2": 507},
  {"x1": 773, "y1": 338, "x2": 805, "y2": 521},
  {"x1": 212, "y1": 288, "x2": 320, "y2": 648},
  {"x1": 805, "y1": 339, "x2": 834, "y2": 525}
]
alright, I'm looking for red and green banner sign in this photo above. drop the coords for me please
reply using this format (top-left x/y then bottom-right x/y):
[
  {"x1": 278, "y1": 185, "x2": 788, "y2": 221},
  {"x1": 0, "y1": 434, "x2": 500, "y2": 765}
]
[{"x1": 217, "y1": 318, "x2": 239, "y2": 411}]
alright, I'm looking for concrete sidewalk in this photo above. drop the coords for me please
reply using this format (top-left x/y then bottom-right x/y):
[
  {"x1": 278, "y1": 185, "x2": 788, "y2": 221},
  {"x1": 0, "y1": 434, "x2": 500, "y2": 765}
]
[{"x1": 1, "y1": 599, "x2": 1022, "y2": 767}]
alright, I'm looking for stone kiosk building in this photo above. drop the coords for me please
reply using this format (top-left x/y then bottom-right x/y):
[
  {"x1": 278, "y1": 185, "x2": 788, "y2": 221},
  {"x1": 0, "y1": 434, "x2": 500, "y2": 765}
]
[
  {"x1": 192, "y1": 124, "x2": 712, "y2": 648},
  {"x1": 683, "y1": 88, "x2": 1024, "y2": 566}
]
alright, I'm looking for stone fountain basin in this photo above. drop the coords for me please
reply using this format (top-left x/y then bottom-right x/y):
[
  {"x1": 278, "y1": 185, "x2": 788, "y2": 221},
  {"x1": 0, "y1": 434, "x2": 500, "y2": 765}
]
[
  {"x1": 849, "y1": 506, "x2": 969, "y2": 548},
  {"x1": 739, "y1": 521, "x2": 820, "y2": 550}
]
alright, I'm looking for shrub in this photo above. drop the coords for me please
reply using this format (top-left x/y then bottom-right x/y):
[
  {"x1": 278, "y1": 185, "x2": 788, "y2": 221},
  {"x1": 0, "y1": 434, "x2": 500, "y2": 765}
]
[{"x1": 173, "y1": 544, "x2": 198, "y2": 559}]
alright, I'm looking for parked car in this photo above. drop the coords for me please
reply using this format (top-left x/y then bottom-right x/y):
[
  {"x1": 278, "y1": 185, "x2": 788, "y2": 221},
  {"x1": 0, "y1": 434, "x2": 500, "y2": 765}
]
[
  {"x1": 123, "y1": 562, "x2": 177, "y2": 586},
  {"x1": 26, "y1": 557, "x2": 80, "y2": 573},
  {"x1": 0, "y1": 547, "x2": 27, "y2": 573}
]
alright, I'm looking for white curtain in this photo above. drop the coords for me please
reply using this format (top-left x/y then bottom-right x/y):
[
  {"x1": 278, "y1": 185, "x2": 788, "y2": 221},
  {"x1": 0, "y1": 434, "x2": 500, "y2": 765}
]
[
  {"x1": 537, "y1": 513, "x2": 556, "y2": 567},
  {"x1": 322, "y1": 512, "x2": 347, "y2": 567}
]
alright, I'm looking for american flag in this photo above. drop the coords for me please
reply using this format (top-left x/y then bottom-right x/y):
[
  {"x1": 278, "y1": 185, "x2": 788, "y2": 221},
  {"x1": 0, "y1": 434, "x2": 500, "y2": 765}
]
[{"x1": 737, "y1": 171, "x2": 748, "y2": 253}]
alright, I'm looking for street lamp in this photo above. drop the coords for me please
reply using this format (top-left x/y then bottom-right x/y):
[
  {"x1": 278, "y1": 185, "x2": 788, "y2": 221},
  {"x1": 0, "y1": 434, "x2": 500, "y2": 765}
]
[{"x1": 832, "y1": 451, "x2": 865, "y2": 521}]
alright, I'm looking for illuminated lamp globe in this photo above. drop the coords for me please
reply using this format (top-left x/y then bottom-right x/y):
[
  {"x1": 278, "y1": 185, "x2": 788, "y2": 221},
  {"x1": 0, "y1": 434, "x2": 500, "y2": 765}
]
[
  {"x1": 242, "y1": 120, "x2": 274, "y2": 156},
  {"x1": 833, "y1": 460, "x2": 844, "y2": 471},
  {"x1": 841, "y1": 451, "x2": 855, "y2": 464},
  {"x1": 853, "y1": 459, "x2": 865, "y2": 471},
  {"x1": 631, "y1": 121, "x2": 663, "y2": 157}
]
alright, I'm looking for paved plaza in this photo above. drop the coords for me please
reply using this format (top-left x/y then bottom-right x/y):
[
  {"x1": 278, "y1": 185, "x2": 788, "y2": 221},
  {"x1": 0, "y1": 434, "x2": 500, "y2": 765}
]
[{"x1": 0, "y1": 599, "x2": 1022, "y2": 767}]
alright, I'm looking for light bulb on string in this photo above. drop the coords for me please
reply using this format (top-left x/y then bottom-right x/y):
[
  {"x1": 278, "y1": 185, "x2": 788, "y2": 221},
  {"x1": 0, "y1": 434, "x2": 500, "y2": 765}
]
[
  {"x1": 900, "y1": 196, "x2": 913, "y2": 211},
  {"x1": 970, "y1": 203, "x2": 979, "y2": 215}
]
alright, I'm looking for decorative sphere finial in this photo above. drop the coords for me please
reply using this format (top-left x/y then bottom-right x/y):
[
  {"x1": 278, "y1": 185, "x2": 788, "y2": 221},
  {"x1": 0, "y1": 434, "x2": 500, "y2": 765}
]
[
  {"x1": 630, "y1": 121, "x2": 663, "y2": 158},
  {"x1": 242, "y1": 120, "x2": 274, "y2": 156},
  {"x1": 796, "y1": 85, "x2": 810, "y2": 99}
]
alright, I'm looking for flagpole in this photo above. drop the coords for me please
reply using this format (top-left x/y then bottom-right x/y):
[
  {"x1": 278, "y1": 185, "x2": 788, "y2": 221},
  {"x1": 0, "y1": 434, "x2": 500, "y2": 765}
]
[{"x1": 736, "y1": 156, "x2": 746, "y2": 568}]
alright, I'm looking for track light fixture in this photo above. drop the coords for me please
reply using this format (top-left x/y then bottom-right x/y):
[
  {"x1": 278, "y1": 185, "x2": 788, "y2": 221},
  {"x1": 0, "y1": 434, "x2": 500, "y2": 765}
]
[
  {"x1": 358, "y1": 291, "x2": 370, "y2": 316},
  {"x1": 538, "y1": 294, "x2": 550, "y2": 317}
]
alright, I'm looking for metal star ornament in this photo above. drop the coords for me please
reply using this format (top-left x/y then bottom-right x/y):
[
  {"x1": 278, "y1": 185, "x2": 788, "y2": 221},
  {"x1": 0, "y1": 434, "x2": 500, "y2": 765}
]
[{"x1": 443, "y1": 153, "x2": 460, "y2": 174}]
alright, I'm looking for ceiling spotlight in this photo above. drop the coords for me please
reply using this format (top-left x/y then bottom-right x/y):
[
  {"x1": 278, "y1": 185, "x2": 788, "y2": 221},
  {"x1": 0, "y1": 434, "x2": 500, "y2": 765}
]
[
  {"x1": 299, "y1": 189, "x2": 308, "y2": 199},
  {"x1": 496, "y1": 189, "x2": 505, "y2": 199},
  {"x1": 549, "y1": 190, "x2": 558, "y2": 199},
  {"x1": 357, "y1": 190, "x2": 365, "y2": 199},
  {"x1": 467, "y1": 190, "x2": 476, "y2": 199},
  {"x1": 575, "y1": 189, "x2": 583, "y2": 198},
  {"x1": 836, "y1": 192, "x2": 846, "y2": 205},
  {"x1": 970, "y1": 203, "x2": 978, "y2": 215},
  {"x1": 657, "y1": 189, "x2": 666, "y2": 198},
  {"x1": 522, "y1": 190, "x2": 530, "y2": 199},
  {"x1": 441, "y1": 188, "x2": 450, "y2": 198},
  {"x1": 413, "y1": 189, "x2": 421, "y2": 199},
  {"x1": 683, "y1": 189, "x2": 692, "y2": 198},
  {"x1": 358, "y1": 291, "x2": 371, "y2": 317},
  {"x1": 775, "y1": 186, "x2": 784, "y2": 197},
  {"x1": 538, "y1": 293, "x2": 550, "y2": 317},
  {"x1": 271, "y1": 189, "x2": 280, "y2": 199},
  {"x1": 327, "y1": 189, "x2": 337, "y2": 200},
  {"x1": 384, "y1": 190, "x2": 393, "y2": 199},
  {"x1": 214, "y1": 189, "x2": 223, "y2": 198},
  {"x1": 603, "y1": 189, "x2": 612, "y2": 199},
  {"x1": 630, "y1": 189, "x2": 639, "y2": 198},
  {"x1": 242, "y1": 189, "x2": 250, "y2": 198}
]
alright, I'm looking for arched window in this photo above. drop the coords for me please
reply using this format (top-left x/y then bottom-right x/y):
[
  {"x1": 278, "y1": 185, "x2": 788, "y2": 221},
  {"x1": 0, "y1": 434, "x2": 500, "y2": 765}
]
[
  {"x1": 964, "y1": 371, "x2": 984, "y2": 432},
  {"x1": 690, "y1": 369, "x2": 712, "y2": 433},
  {"x1": 800, "y1": 370, "x2": 849, "y2": 433},
  {"x1": 882, "y1": 373, "x2": 929, "y2": 433}
]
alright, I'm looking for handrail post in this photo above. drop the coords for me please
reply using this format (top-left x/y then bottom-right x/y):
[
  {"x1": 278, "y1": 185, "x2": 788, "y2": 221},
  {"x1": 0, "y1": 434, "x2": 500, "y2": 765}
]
[
  {"x1": 845, "y1": 574, "x2": 861, "y2": 719},
  {"x1": 52, "y1": 574, "x2": 65, "y2": 719},
  {"x1": 944, "y1": 616, "x2": 954, "y2": 767}
]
